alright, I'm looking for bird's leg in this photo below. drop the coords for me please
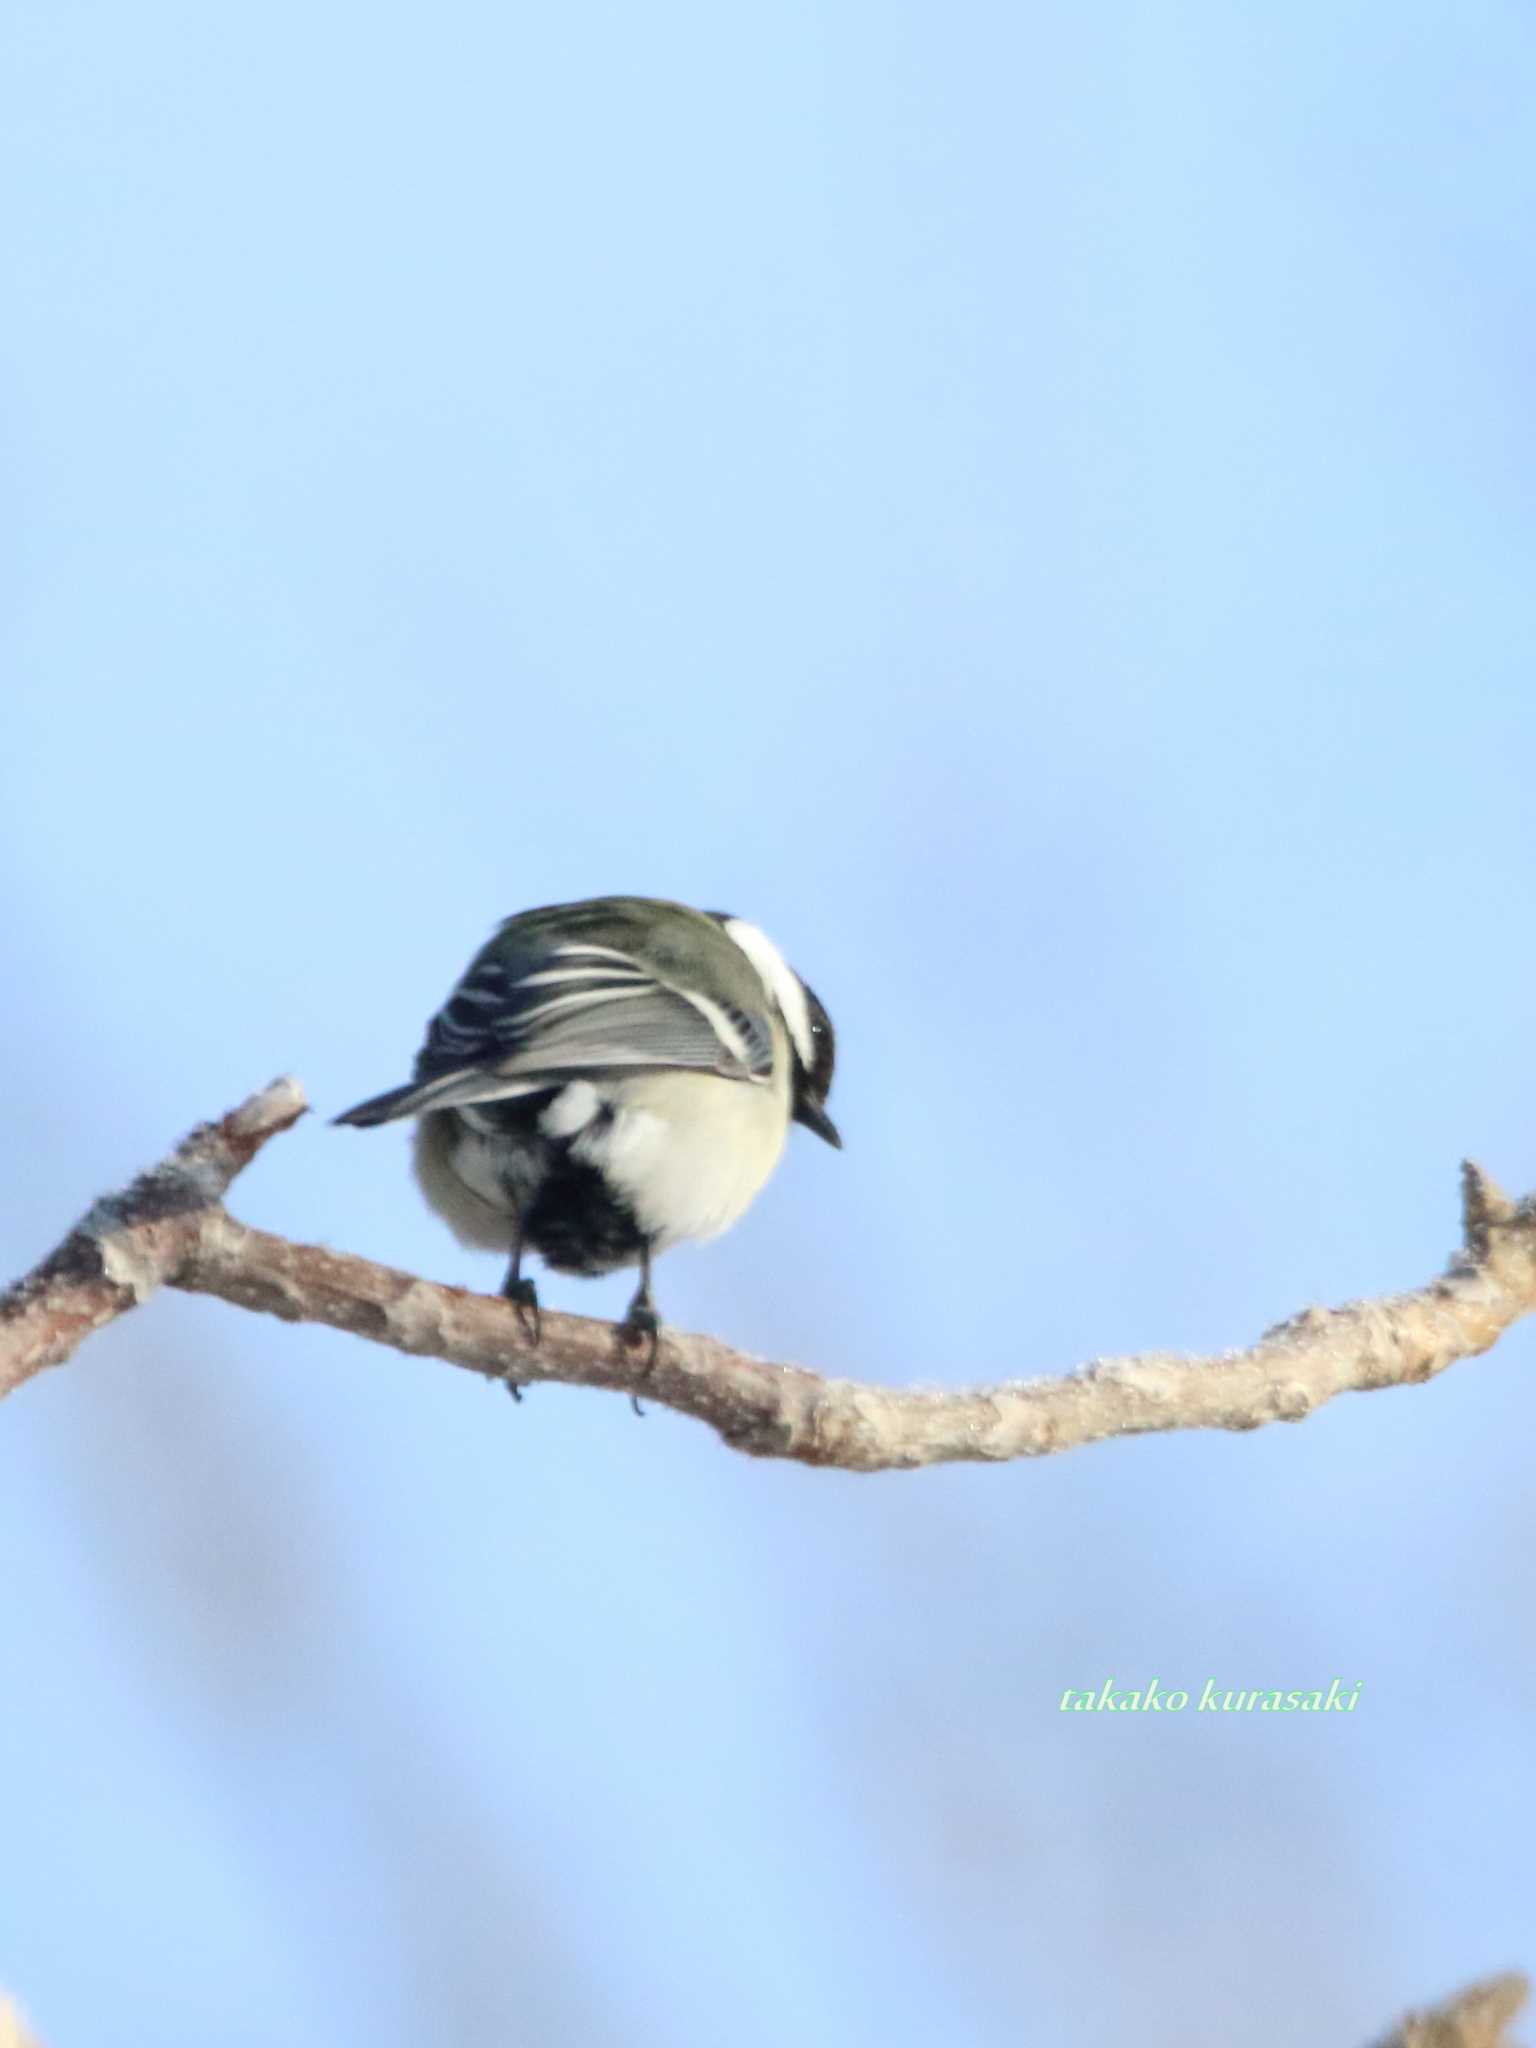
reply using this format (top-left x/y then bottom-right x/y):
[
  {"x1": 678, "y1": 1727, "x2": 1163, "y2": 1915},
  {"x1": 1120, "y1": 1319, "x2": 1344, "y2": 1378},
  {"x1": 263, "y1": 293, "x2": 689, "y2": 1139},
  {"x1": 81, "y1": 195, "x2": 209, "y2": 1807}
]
[
  {"x1": 500, "y1": 1227, "x2": 540, "y2": 1400},
  {"x1": 619, "y1": 1242, "x2": 660, "y2": 1410}
]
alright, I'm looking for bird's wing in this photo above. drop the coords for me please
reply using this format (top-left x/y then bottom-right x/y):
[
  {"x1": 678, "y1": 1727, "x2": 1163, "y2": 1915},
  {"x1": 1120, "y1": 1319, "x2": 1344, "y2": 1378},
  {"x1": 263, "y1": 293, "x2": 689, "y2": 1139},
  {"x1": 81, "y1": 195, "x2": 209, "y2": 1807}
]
[{"x1": 335, "y1": 936, "x2": 775, "y2": 1127}]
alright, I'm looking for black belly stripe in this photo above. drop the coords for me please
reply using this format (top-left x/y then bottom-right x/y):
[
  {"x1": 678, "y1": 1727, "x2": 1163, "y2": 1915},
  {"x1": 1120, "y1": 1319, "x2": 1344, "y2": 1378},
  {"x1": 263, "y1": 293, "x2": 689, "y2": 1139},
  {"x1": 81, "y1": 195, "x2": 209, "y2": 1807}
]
[
  {"x1": 526, "y1": 1157, "x2": 647, "y2": 1276},
  {"x1": 448, "y1": 1094, "x2": 645, "y2": 1276}
]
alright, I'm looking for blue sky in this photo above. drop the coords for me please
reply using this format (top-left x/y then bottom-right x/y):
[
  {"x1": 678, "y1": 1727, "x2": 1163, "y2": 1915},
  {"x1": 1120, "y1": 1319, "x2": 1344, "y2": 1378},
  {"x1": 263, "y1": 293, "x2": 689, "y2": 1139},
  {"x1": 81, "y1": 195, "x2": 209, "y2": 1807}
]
[{"x1": 4, "y1": 4, "x2": 1536, "y2": 2042}]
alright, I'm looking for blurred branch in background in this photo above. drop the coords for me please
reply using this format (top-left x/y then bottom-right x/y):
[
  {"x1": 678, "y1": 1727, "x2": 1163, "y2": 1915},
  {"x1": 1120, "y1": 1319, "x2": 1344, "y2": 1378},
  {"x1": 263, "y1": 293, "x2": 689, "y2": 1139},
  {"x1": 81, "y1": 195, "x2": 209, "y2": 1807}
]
[
  {"x1": 0, "y1": 2008, "x2": 40, "y2": 2048},
  {"x1": 0, "y1": 1999, "x2": 44, "y2": 2048},
  {"x1": 4, "y1": 1078, "x2": 1536, "y2": 1473},
  {"x1": 1373, "y1": 1972, "x2": 1528, "y2": 2048},
  {"x1": 1, "y1": 1970, "x2": 1528, "y2": 2046}
]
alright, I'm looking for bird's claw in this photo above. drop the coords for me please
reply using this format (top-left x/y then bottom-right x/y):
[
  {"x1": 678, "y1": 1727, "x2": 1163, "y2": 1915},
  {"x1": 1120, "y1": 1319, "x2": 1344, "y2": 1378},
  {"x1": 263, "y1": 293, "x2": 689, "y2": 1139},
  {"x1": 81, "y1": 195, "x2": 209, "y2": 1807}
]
[
  {"x1": 503, "y1": 1275, "x2": 542, "y2": 1349},
  {"x1": 501, "y1": 1274, "x2": 541, "y2": 1404},
  {"x1": 617, "y1": 1299, "x2": 660, "y2": 1378}
]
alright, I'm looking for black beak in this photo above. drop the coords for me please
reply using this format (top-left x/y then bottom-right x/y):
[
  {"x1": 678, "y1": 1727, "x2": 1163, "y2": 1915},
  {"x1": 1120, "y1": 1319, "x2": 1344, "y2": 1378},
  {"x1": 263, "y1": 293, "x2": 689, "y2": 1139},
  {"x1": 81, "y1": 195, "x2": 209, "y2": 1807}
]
[{"x1": 793, "y1": 1099, "x2": 842, "y2": 1149}]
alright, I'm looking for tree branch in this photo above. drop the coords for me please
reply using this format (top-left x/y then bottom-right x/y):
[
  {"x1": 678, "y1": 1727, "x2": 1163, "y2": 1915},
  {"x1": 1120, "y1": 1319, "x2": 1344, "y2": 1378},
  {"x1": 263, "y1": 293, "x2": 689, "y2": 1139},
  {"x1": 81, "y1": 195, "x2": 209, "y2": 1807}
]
[
  {"x1": 0, "y1": 1077, "x2": 308, "y2": 1397},
  {"x1": 4, "y1": 1077, "x2": 1536, "y2": 1471}
]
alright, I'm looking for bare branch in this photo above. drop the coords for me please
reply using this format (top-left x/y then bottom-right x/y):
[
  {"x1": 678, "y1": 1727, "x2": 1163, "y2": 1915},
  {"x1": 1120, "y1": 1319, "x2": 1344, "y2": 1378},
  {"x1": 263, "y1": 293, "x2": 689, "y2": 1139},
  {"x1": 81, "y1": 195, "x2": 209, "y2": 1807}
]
[
  {"x1": 4, "y1": 1078, "x2": 1536, "y2": 1470},
  {"x1": 0, "y1": 1078, "x2": 306, "y2": 1399},
  {"x1": 1371, "y1": 1971, "x2": 1529, "y2": 2048}
]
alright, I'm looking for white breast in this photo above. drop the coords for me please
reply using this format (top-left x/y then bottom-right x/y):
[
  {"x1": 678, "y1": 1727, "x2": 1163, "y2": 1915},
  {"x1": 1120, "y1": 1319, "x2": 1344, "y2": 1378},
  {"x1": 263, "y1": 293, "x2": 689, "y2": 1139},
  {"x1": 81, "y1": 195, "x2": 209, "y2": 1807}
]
[{"x1": 577, "y1": 1055, "x2": 792, "y2": 1250}]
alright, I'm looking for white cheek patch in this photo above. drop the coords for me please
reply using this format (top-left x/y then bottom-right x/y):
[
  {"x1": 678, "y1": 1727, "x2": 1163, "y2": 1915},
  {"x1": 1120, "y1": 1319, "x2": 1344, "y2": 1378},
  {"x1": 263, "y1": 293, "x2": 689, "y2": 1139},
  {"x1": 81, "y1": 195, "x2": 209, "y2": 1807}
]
[
  {"x1": 540, "y1": 1080, "x2": 602, "y2": 1139},
  {"x1": 721, "y1": 918, "x2": 814, "y2": 1067}
]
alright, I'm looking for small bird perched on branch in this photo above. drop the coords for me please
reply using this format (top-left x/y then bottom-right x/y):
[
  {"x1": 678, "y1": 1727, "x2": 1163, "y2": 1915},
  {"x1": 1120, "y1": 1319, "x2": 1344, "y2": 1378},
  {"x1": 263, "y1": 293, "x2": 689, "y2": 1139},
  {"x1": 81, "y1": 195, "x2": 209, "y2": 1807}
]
[{"x1": 334, "y1": 896, "x2": 840, "y2": 1369}]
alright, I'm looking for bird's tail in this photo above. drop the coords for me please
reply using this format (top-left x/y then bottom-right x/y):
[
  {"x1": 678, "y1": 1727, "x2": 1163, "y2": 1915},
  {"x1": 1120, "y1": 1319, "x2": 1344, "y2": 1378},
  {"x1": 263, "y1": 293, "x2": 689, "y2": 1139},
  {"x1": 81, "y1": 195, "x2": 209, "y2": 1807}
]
[
  {"x1": 333, "y1": 1067, "x2": 555, "y2": 1126},
  {"x1": 332, "y1": 1079, "x2": 435, "y2": 1127}
]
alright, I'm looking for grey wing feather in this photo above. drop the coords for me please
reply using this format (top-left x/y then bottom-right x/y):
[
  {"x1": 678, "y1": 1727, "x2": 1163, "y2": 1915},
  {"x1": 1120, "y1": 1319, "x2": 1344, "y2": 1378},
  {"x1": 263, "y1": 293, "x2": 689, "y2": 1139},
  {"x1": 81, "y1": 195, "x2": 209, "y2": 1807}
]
[{"x1": 336, "y1": 935, "x2": 777, "y2": 1127}]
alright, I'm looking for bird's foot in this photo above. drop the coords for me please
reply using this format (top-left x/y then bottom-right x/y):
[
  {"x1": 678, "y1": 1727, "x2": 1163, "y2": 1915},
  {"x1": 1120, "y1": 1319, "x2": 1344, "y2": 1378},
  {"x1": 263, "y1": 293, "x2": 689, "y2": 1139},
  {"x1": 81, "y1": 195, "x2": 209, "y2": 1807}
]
[
  {"x1": 502, "y1": 1274, "x2": 541, "y2": 1348},
  {"x1": 501, "y1": 1274, "x2": 541, "y2": 1402},
  {"x1": 617, "y1": 1297, "x2": 660, "y2": 1387}
]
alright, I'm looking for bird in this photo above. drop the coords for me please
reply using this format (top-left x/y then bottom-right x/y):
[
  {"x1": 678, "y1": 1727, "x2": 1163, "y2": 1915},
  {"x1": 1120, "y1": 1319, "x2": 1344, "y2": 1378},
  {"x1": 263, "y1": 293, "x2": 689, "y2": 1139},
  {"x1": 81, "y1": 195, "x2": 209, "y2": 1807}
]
[{"x1": 333, "y1": 896, "x2": 840, "y2": 1376}]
